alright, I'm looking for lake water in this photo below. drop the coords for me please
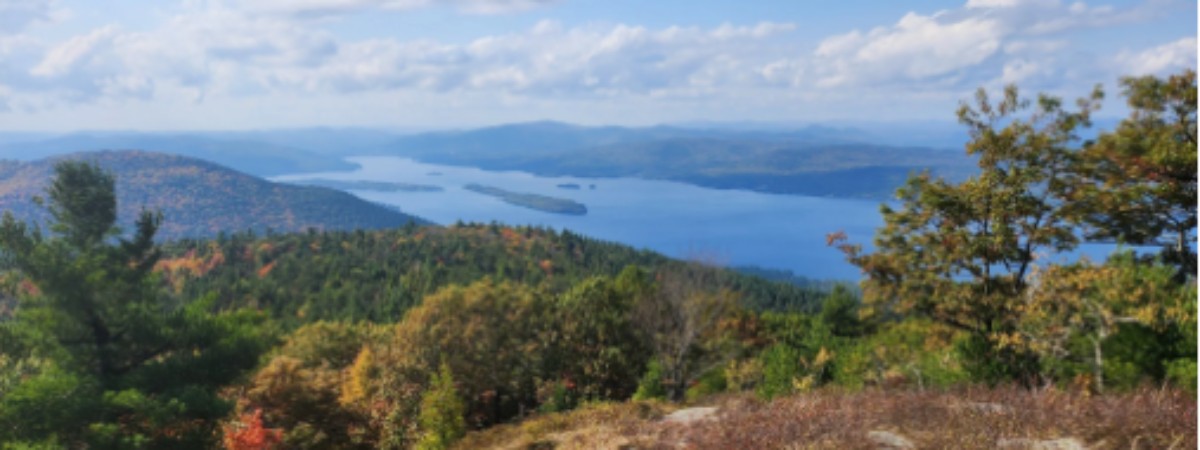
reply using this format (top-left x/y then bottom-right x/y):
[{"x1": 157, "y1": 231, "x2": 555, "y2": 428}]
[{"x1": 275, "y1": 156, "x2": 1124, "y2": 281}]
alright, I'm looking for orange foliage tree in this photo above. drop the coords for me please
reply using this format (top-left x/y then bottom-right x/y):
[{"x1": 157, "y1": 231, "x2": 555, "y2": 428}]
[{"x1": 223, "y1": 410, "x2": 283, "y2": 450}]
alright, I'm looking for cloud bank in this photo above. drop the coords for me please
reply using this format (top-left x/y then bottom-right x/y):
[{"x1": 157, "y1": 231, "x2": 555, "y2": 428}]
[{"x1": 0, "y1": 0, "x2": 1193, "y2": 126}]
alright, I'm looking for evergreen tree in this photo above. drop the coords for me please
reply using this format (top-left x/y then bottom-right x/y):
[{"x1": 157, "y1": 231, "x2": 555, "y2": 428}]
[
  {"x1": 0, "y1": 161, "x2": 271, "y2": 448},
  {"x1": 1070, "y1": 70, "x2": 1197, "y2": 281},
  {"x1": 832, "y1": 85, "x2": 1102, "y2": 382}
]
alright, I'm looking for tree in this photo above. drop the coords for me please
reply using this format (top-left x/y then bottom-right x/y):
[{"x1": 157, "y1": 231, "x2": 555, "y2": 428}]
[
  {"x1": 223, "y1": 410, "x2": 284, "y2": 450},
  {"x1": 384, "y1": 279, "x2": 554, "y2": 426},
  {"x1": 1070, "y1": 70, "x2": 1197, "y2": 281},
  {"x1": 818, "y1": 284, "x2": 869, "y2": 338},
  {"x1": 633, "y1": 263, "x2": 740, "y2": 401},
  {"x1": 0, "y1": 161, "x2": 270, "y2": 448},
  {"x1": 1016, "y1": 252, "x2": 1195, "y2": 391},
  {"x1": 832, "y1": 85, "x2": 1102, "y2": 381},
  {"x1": 553, "y1": 273, "x2": 651, "y2": 402},
  {"x1": 416, "y1": 362, "x2": 466, "y2": 450}
]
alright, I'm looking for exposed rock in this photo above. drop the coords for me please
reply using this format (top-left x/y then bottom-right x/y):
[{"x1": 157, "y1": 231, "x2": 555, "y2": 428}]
[
  {"x1": 867, "y1": 430, "x2": 916, "y2": 449},
  {"x1": 662, "y1": 407, "x2": 718, "y2": 424}
]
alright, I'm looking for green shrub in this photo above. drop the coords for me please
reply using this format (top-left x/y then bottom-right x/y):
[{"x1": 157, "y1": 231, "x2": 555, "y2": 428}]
[
  {"x1": 632, "y1": 360, "x2": 666, "y2": 401},
  {"x1": 758, "y1": 344, "x2": 801, "y2": 400},
  {"x1": 416, "y1": 362, "x2": 466, "y2": 450}
]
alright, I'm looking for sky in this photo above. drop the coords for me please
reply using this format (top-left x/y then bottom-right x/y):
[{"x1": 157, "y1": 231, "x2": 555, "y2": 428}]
[{"x1": 0, "y1": 0, "x2": 1194, "y2": 131}]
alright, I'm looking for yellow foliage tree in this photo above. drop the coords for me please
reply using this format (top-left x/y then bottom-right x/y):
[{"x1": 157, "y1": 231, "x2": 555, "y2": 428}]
[{"x1": 1016, "y1": 253, "x2": 1196, "y2": 391}]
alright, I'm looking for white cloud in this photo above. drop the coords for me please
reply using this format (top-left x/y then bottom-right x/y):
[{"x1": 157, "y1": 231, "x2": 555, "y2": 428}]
[
  {"x1": 811, "y1": 0, "x2": 1158, "y2": 89},
  {"x1": 31, "y1": 26, "x2": 119, "y2": 77},
  {"x1": 0, "y1": 0, "x2": 1189, "y2": 125},
  {"x1": 1113, "y1": 37, "x2": 1197, "y2": 76},
  {"x1": 9, "y1": 9, "x2": 804, "y2": 106},
  {"x1": 241, "y1": 0, "x2": 557, "y2": 17}
]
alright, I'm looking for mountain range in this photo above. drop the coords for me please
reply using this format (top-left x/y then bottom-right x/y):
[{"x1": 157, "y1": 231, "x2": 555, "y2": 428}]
[
  {"x1": 378, "y1": 121, "x2": 975, "y2": 199},
  {"x1": 0, "y1": 121, "x2": 985, "y2": 199}
]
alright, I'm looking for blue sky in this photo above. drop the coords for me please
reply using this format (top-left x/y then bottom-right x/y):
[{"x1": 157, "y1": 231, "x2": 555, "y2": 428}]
[{"x1": 0, "y1": 0, "x2": 1194, "y2": 131}]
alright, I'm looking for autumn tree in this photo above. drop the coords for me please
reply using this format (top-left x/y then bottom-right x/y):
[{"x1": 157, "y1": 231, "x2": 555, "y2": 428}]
[
  {"x1": 0, "y1": 161, "x2": 271, "y2": 448},
  {"x1": 240, "y1": 322, "x2": 381, "y2": 449},
  {"x1": 223, "y1": 410, "x2": 284, "y2": 450},
  {"x1": 1070, "y1": 70, "x2": 1197, "y2": 281},
  {"x1": 1016, "y1": 252, "x2": 1195, "y2": 391},
  {"x1": 833, "y1": 85, "x2": 1102, "y2": 381},
  {"x1": 383, "y1": 279, "x2": 555, "y2": 427},
  {"x1": 634, "y1": 263, "x2": 740, "y2": 401}
]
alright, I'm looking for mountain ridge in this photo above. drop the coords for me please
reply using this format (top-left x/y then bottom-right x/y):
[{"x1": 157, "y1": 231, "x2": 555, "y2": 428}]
[{"x1": 0, "y1": 150, "x2": 428, "y2": 240}]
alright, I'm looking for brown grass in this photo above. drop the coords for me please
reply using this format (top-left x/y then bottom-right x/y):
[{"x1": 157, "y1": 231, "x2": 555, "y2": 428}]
[
  {"x1": 452, "y1": 401, "x2": 674, "y2": 450},
  {"x1": 456, "y1": 387, "x2": 1196, "y2": 449}
]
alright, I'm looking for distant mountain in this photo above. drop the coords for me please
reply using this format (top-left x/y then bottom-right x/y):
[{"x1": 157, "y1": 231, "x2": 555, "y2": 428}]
[
  {"x1": 206, "y1": 128, "x2": 409, "y2": 156},
  {"x1": 383, "y1": 121, "x2": 974, "y2": 199},
  {"x1": 0, "y1": 133, "x2": 357, "y2": 177},
  {"x1": 0, "y1": 151, "x2": 428, "y2": 240}
]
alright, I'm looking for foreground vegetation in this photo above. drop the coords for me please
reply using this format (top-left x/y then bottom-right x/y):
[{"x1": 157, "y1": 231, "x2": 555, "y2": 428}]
[
  {"x1": 0, "y1": 71, "x2": 1194, "y2": 449},
  {"x1": 458, "y1": 387, "x2": 1196, "y2": 449}
]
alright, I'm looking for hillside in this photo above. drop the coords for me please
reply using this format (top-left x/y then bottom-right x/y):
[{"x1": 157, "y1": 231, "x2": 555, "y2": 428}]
[
  {"x1": 383, "y1": 122, "x2": 973, "y2": 199},
  {"x1": 158, "y1": 224, "x2": 829, "y2": 324},
  {"x1": 0, "y1": 150, "x2": 427, "y2": 240}
]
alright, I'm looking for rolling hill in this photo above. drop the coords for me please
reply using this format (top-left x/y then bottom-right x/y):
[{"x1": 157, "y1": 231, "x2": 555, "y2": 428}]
[{"x1": 0, "y1": 150, "x2": 428, "y2": 240}]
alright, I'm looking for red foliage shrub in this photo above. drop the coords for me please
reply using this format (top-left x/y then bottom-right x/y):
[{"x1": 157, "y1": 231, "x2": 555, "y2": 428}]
[{"x1": 223, "y1": 410, "x2": 284, "y2": 450}]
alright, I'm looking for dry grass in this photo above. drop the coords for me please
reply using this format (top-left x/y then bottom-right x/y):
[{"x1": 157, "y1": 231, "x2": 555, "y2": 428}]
[
  {"x1": 456, "y1": 387, "x2": 1196, "y2": 449},
  {"x1": 452, "y1": 401, "x2": 674, "y2": 450}
]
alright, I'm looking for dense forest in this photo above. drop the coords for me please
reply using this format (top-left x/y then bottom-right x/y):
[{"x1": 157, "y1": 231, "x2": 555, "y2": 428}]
[{"x1": 0, "y1": 71, "x2": 1194, "y2": 449}]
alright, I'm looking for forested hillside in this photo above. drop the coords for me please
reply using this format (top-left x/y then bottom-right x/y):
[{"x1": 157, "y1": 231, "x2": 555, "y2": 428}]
[
  {"x1": 0, "y1": 150, "x2": 427, "y2": 240},
  {"x1": 158, "y1": 224, "x2": 830, "y2": 324}
]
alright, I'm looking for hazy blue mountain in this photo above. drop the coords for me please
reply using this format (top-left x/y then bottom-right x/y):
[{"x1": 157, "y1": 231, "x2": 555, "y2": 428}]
[
  {"x1": 0, "y1": 133, "x2": 356, "y2": 177},
  {"x1": 0, "y1": 150, "x2": 428, "y2": 240},
  {"x1": 205, "y1": 128, "x2": 409, "y2": 155},
  {"x1": 381, "y1": 121, "x2": 974, "y2": 199}
]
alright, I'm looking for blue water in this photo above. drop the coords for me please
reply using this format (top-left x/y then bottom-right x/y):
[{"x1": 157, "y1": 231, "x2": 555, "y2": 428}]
[{"x1": 275, "y1": 156, "x2": 1124, "y2": 281}]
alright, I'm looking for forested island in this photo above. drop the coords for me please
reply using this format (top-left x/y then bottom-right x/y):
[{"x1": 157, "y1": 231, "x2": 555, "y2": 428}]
[
  {"x1": 288, "y1": 178, "x2": 444, "y2": 192},
  {"x1": 464, "y1": 183, "x2": 588, "y2": 215}
]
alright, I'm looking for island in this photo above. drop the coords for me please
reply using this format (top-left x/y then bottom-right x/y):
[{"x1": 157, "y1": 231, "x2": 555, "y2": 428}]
[
  {"x1": 463, "y1": 184, "x2": 588, "y2": 216},
  {"x1": 556, "y1": 183, "x2": 581, "y2": 190},
  {"x1": 288, "y1": 179, "x2": 443, "y2": 192}
]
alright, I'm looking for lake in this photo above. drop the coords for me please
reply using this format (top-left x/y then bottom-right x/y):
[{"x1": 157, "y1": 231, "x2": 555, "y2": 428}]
[{"x1": 275, "y1": 156, "x2": 1124, "y2": 281}]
